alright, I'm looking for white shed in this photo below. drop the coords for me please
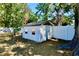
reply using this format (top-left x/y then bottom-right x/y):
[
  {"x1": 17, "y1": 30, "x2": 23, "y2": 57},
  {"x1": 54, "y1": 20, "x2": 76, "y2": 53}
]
[{"x1": 21, "y1": 21, "x2": 53, "y2": 42}]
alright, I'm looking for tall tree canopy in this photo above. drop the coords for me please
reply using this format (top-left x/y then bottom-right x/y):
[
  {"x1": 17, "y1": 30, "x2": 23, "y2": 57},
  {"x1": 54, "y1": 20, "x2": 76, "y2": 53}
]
[
  {"x1": 28, "y1": 12, "x2": 38, "y2": 23},
  {"x1": 49, "y1": 3, "x2": 74, "y2": 25},
  {"x1": 0, "y1": 3, "x2": 30, "y2": 28},
  {"x1": 36, "y1": 3, "x2": 50, "y2": 21},
  {"x1": 35, "y1": 3, "x2": 74, "y2": 25}
]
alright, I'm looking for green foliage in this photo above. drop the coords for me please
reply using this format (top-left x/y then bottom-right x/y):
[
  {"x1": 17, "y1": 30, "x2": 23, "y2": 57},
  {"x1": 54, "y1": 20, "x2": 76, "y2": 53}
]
[
  {"x1": 0, "y1": 3, "x2": 77, "y2": 28},
  {"x1": 0, "y1": 4, "x2": 27, "y2": 28},
  {"x1": 36, "y1": 3, "x2": 50, "y2": 21},
  {"x1": 0, "y1": 3, "x2": 30, "y2": 32},
  {"x1": 28, "y1": 12, "x2": 38, "y2": 22},
  {"x1": 62, "y1": 16, "x2": 73, "y2": 25},
  {"x1": 49, "y1": 3, "x2": 75, "y2": 25}
]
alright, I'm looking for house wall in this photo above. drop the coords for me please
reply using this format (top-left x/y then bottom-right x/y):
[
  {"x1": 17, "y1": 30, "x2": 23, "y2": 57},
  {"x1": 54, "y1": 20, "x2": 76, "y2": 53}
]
[{"x1": 0, "y1": 27, "x2": 14, "y2": 33}]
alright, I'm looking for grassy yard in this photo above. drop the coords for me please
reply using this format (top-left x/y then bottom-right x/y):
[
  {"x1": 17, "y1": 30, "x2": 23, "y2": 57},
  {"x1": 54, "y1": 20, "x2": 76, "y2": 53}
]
[{"x1": 0, "y1": 33, "x2": 72, "y2": 56}]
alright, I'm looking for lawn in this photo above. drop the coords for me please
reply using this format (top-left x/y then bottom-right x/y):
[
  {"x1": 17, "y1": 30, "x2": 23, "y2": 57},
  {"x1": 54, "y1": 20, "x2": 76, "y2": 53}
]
[{"x1": 0, "y1": 33, "x2": 72, "y2": 56}]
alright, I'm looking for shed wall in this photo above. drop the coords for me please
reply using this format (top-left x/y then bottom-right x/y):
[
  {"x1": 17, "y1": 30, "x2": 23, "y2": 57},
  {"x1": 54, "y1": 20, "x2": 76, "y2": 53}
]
[{"x1": 22, "y1": 26, "x2": 48, "y2": 42}]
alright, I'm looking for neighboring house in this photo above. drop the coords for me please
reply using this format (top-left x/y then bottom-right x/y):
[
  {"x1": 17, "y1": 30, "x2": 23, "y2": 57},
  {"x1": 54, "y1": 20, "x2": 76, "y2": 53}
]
[
  {"x1": 21, "y1": 21, "x2": 75, "y2": 42},
  {"x1": 0, "y1": 27, "x2": 14, "y2": 33}
]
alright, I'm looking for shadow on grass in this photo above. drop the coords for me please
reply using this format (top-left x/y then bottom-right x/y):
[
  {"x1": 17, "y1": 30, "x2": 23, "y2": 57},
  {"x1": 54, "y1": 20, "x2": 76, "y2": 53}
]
[
  {"x1": 0, "y1": 35, "x2": 72, "y2": 56},
  {"x1": 0, "y1": 39, "x2": 16, "y2": 45}
]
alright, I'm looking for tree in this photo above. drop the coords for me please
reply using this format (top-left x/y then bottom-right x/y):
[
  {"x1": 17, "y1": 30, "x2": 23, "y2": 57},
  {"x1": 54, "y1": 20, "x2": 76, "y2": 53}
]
[
  {"x1": 23, "y1": 6, "x2": 31, "y2": 25},
  {"x1": 28, "y1": 12, "x2": 38, "y2": 23},
  {"x1": 36, "y1": 3, "x2": 50, "y2": 21},
  {"x1": 0, "y1": 4, "x2": 5, "y2": 27},
  {"x1": 56, "y1": 3, "x2": 79, "y2": 55},
  {"x1": 61, "y1": 16, "x2": 73, "y2": 25},
  {"x1": 72, "y1": 3, "x2": 79, "y2": 55},
  {"x1": 50, "y1": 3, "x2": 63, "y2": 25},
  {"x1": 35, "y1": 3, "x2": 73, "y2": 25},
  {"x1": 49, "y1": 3, "x2": 74, "y2": 25},
  {"x1": 0, "y1": 3, "x2": 30, "y2": 32}
]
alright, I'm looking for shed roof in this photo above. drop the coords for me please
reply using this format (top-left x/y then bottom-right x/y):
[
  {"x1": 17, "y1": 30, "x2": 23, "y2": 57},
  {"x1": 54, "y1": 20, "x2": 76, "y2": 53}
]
[{"x1": 26, "y1": 20, "x2": 54, "y2": 26}]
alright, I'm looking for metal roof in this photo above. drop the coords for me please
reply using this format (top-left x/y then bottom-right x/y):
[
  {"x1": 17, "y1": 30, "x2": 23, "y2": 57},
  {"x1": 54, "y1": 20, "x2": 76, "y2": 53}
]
[{"x1": 26, "y1": 20, "x2": 54, "y2": 26}]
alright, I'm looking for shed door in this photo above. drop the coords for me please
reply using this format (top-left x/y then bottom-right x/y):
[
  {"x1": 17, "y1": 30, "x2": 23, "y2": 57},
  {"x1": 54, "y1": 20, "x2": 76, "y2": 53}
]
[{"x1": 46, "y1": 26, "x2": 50, "y2": 40}]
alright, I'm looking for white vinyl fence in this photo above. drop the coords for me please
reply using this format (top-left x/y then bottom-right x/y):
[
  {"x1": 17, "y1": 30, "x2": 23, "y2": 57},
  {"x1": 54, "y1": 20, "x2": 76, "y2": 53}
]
[{"x1": 52, "y1": 26, "x2": 75, "y2": 40}]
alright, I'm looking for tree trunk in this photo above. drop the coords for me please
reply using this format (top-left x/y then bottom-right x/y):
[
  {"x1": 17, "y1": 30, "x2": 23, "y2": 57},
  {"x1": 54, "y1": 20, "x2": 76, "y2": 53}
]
[
  {"x1": 57, "y1": 4, "x2": 79, "y2": 54},
  {"x1": 72, "y1": 3, "x2": 79, "y2": 56}
]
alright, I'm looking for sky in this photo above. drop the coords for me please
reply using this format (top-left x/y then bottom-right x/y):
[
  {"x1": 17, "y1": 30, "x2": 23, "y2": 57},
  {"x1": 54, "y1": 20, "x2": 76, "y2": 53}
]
[{"x1": 27, "y1": 3, "x2": 38, "y2": 13}]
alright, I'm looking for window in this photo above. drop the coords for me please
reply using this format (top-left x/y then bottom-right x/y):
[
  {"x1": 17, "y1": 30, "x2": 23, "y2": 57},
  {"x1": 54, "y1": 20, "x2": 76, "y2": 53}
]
[
  {"x1": 32, "y1": 31, "x2": 35, "y2": 35},
  {"x1": 32, "y1": 28, "x2": 35, "y2": 35},
  {"x1": 25, "y1": 32, "x2": 28, "y2": 34}
]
